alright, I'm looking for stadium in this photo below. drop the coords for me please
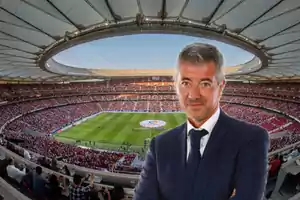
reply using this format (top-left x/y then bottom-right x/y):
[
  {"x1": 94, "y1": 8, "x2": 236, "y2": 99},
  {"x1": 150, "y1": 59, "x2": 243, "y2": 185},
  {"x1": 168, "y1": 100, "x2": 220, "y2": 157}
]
[{"x1": 0, "y1": 1, "x2": 299, "y2": 200}]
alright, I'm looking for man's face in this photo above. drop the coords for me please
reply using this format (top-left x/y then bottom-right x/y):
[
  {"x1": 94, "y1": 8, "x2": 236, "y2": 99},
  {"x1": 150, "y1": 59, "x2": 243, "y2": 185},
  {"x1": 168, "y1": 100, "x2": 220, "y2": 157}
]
[{"x1": 176, "y1": 60, "x2": 224, "y2": 125}]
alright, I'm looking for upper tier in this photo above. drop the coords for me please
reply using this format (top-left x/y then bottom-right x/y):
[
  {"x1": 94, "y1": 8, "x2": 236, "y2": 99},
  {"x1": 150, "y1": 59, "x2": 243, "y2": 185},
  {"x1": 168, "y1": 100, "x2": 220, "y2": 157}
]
[{"x1": 0, "y1": 78, "x2": 299, "y2": 103}]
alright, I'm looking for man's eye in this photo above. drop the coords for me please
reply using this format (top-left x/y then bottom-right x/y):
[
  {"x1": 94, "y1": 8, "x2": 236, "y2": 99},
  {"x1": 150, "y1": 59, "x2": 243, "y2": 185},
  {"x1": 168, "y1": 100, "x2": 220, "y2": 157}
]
[
  {"x1": 181, "y1": 81, "x2": 190, "y2": 87},
  {"x1": 200, "y1": 82, "x2": 212, "y2": 87}
]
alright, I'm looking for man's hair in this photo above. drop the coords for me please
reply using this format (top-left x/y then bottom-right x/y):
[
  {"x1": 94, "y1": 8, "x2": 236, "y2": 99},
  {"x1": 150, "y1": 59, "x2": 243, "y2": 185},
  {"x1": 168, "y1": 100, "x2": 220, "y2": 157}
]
[
  {"x1": 176, "y1": 43, "x2": 225, "y2": 83},
  {"x1": 7, "y1": 158, "x2": 13, "y2": 165},
  {"x1": 111, "y1": 185, "x2": 125, "y2": 199},
  {"x1": 35, "y1": 166, "x2": 42, "y2": 175},
  {"x1": 35, "y1": 166, "x2": 43, "y2": 175},
  {"x1": 73, "y1": 174, "x2": 82, "y2": 185}
]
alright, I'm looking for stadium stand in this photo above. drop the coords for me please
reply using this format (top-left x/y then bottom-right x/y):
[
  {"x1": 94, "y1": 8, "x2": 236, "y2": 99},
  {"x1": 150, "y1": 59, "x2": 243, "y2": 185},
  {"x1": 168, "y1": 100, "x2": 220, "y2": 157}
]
[
  {"x1": 0, "y1": 81, "x2": 299, "y2": 166},
  {"x1": 0, "y1": 80, "x2": 299, "y2": 200}
]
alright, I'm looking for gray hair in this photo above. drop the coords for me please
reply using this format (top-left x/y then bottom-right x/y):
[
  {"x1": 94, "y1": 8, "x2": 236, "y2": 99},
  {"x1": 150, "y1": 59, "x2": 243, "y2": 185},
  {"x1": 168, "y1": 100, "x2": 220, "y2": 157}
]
[{"x1": 175, "y1": 43, "x2": 225, "y2": 83}]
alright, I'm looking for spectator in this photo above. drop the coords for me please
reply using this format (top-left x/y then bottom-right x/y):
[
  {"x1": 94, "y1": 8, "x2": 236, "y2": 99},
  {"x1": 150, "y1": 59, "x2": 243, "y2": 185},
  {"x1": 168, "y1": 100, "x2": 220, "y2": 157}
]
[
  {"x1": 32, "y1": 166, "x2": 47, "y2": 199},
  {"x1": 268, "y1": 154, "x2": 282, "y2": 178},
  {"x1": 46, "y1": 174, "x2": 62, "y2": 200},
  {"x1": 288, "y1": 148, "x2": 300, "y2": 160},
  {"x1": 98, "y1": 187, "x2": 111, "y2": 200},
  {"x1": 69, "y1": 173, "x2": 94, "y2": 200},
  {"x1": 110, "y1": 185, "x2": 125, "y2": 200},
  {"x1": 6, "y1": 158, "x2": 26, "y2": 183},
  {"x1": 23, "y1": 148, "x2": 31, "y2": 160},
  {"x1": 51, "y1": 158, "x2": 59, "y2": 171},
  {"x1": 20, "y1": 168, "x2": 33, "y2": 194},
  {"x1": 62, "y1": 165, "x2": 71, "y2": 176}
]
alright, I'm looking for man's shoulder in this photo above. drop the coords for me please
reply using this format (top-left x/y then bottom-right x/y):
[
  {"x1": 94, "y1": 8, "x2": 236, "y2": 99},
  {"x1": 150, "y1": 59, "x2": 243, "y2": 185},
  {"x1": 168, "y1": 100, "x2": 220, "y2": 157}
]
[{"x1": 35, "y1": 175, "x2": 46, "y2": 183}]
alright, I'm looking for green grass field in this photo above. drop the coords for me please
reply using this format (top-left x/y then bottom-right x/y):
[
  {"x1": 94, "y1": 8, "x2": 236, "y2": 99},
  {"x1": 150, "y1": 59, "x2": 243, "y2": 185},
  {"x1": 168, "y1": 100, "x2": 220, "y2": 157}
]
[{"x1": 54, "y1": 112, "x2": 186, "y2": 152}]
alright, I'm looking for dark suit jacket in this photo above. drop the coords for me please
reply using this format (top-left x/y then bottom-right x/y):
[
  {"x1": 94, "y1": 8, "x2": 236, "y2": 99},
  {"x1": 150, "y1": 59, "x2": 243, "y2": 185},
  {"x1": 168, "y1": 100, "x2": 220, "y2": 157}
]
[{"x1": 133, "y1": 110, "x2": 270, "y2": 200}]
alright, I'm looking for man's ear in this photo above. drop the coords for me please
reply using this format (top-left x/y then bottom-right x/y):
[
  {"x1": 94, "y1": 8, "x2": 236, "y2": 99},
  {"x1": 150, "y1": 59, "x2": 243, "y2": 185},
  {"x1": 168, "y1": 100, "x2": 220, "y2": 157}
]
[
  {"x1": 220, "y1": 79, "x2": 226, "y2": 88},
  {"x1": 173, "y1": 73, "x2": 179, "y2": 94},
  {"x1": 174, "y1": 78, "x2": 180, "y2": 95},
  {"x1": 175, "y1": 83, "x2": 180, "y2": 95},
  {"x1": 219, "y1": 79, "x2": 226, "y2": 96}
]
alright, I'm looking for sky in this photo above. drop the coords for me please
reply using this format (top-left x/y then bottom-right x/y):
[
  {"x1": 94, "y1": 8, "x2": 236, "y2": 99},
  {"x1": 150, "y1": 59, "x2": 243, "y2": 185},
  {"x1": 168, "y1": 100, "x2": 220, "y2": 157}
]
[{"x1": 53, "y1": 34, "x2": 254, "y2": 69}]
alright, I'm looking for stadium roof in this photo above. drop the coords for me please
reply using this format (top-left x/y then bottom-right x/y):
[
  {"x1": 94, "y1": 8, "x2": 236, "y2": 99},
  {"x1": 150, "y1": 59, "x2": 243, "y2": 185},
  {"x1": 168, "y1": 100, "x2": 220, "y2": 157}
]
[{"x1": 0, "y1": 0, "x2": 300, "y2": 82}]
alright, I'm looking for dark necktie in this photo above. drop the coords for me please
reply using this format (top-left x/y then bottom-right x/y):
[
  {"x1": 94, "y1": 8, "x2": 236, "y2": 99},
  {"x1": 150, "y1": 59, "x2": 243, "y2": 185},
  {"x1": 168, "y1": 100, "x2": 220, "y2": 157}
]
[
  {"x1": 185, "y1": 129, "x2": 209, "y2": 200},
  {"x1": 187, "y1": 129, "x2": 209, "y2": 171}
]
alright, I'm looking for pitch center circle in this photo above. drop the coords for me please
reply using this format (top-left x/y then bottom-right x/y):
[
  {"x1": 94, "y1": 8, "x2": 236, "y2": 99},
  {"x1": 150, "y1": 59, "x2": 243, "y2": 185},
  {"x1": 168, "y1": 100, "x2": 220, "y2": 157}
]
[{"x1": 140, "y1": 120, "x2": 166, "y2": 128}]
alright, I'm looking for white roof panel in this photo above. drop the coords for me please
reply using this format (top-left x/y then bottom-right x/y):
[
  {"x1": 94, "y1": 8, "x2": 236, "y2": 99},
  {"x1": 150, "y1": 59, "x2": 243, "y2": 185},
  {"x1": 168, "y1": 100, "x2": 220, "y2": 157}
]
[
  {"x1": 0, "y1": 49, "x2": 36, "y2": 58},
  {"x1": 139, "y1": 0, "x2": 162, "y2": 17},
  {"x1": 50, "y1": 0, "x2": 105, "y2": 27},
  {"x1": 107, "y1": 0, "x2": 139, "y2": 19},
  {"x1": 213, "y1": 0, "x2": 280, "y2": 31},
  {"x1": 182, "y1": 0, "x2": 222, "y2": 21},
  {"x1": 268, "y1": 43, "x2": 300, "y2": 54},
  {"x1": 84, "y1": 0, "x2": 114, "y2": 21}
]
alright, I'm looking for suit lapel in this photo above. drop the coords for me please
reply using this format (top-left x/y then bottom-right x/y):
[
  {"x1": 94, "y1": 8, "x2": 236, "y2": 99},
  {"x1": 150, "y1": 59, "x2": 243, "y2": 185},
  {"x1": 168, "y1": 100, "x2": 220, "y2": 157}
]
[
  {"x1": 202, "y1": 110, "x2": 229, "y2": 158},
  {"x1": 167, "y1": 122, "x2": 187, "y2": 184},
  {"x1": 179, "y1": 122, "x2": 187, "y2": 168},
  {"x1": 174, "y1": 122, "x2": 188, "y2": 198}
]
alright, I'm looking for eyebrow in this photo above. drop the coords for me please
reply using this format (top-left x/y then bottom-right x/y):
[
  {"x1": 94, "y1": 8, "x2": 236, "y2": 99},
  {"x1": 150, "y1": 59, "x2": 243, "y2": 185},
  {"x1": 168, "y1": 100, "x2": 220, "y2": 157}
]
[{"x1": 181, "y1": 77, "x2": 213, "y2": 82}]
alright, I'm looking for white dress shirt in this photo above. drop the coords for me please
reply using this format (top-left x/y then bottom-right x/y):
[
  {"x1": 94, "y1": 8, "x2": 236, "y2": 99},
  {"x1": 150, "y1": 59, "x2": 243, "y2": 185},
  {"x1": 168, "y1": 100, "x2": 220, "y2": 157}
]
[
  {"x1": 186, "y1": 107, "x2": 220, "y2": 160},
  {"x1": 6, "y1": 164, "x2": 26, "y2": 183}
]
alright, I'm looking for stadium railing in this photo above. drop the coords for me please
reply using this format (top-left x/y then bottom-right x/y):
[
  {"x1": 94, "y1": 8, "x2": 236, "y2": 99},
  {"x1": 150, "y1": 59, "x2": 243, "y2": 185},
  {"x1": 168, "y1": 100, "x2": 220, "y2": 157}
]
[
  {"x1": 268, "y1": 141, "x2": 300, "y2": 157},
  {"x1": 0, "y1": 177, "x2": 30, "y2": 200}
]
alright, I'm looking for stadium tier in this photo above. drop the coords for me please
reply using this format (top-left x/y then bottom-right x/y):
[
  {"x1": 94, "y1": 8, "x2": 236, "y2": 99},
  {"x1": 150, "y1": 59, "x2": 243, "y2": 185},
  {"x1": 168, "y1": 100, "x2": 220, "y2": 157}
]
[
  {"x1": 0, "y1": 80, "x2": 299, "y2": 174},
  {"x1": 0, "y1": 79, "x2": 299, "y2": 102}
]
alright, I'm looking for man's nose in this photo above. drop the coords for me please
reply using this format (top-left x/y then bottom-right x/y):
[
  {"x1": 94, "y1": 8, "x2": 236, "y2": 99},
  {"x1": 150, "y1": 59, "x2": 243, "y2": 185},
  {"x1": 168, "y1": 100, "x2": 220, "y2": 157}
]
[{"x1": 188, "y1": 85, "x2": 201, "y2": 99}]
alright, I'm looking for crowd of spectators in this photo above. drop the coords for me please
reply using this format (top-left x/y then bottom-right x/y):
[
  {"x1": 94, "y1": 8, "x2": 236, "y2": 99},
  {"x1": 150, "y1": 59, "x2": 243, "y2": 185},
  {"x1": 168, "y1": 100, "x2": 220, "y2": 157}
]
[
  {"x1": 3, "y1": 100, "x2": 298, "y2": 134},
  {"x1": 3, "y1": 131, "x2": 135, "y2": 172},
  {"x1": 222, "y1": 96, "x2": 300, "y2": 120}
]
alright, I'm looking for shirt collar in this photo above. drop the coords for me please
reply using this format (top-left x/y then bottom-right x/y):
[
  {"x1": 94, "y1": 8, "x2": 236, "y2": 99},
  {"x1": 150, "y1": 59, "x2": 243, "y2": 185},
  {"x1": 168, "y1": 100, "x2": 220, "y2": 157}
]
[{"x1": 187, "y1": 107, "x2": 220, "y2": 136}]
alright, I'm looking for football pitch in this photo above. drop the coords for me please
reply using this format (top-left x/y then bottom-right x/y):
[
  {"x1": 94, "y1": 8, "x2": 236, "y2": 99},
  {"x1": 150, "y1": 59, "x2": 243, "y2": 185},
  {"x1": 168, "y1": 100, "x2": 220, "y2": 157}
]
[{"x1": 54, "y1": 112, "x2": 186, "y2": 152}]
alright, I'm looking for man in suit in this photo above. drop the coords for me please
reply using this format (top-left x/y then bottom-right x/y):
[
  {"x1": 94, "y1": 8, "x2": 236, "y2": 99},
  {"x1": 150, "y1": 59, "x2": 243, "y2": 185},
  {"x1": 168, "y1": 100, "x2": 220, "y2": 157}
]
[{"x1": 133, "y1": 43, "x2": 270, "y2": 200}]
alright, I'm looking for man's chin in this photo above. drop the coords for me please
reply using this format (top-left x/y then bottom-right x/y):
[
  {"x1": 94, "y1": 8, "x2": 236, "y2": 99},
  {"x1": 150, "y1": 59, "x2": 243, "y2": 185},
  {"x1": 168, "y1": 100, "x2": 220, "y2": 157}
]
[
  {"x1": 193, "y1": 116, "x2": 206, "y2": 123},
  {"x1": 188, "y1": 107, "x2": 204, "y2": 114},
  {"x1": 188, "y1": 113, "x2": 205, "y2": 122}
]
